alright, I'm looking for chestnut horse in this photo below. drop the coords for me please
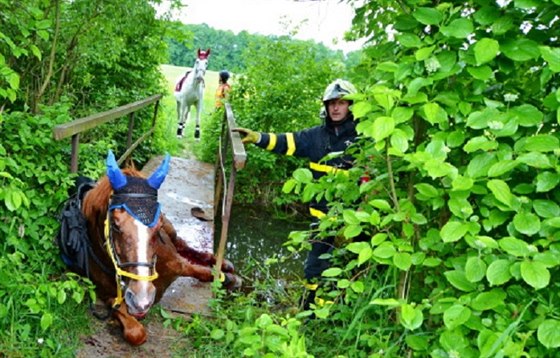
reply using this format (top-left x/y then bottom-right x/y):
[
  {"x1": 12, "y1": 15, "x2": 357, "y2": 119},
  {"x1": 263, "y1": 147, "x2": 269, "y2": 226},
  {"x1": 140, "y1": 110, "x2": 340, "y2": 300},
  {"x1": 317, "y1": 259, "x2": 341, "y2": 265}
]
[
  {"x1": 59, "y1": 151, "x2": 240, "y2": 346},
  {"x1": 174, "y1": 48, "x2": 210, "y2": 139}
]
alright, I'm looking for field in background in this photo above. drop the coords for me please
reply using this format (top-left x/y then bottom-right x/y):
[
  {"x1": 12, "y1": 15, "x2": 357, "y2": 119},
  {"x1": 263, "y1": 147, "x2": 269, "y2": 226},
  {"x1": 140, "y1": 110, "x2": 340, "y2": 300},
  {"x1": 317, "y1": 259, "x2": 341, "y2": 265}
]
[{"x1": 159, "y1": 64, "x2": 221, "y2": 158}]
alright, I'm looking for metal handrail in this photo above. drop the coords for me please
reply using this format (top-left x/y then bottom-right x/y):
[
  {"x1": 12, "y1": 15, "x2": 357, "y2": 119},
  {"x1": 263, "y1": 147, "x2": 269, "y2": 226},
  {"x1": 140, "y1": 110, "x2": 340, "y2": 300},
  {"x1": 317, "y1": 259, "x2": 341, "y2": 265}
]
[
  {"x1": 213, "y1": 103, "x2": 246, "y2": 280},
  {"x1": 52, "y1": 94, "x2": 162, "y2": 172}
]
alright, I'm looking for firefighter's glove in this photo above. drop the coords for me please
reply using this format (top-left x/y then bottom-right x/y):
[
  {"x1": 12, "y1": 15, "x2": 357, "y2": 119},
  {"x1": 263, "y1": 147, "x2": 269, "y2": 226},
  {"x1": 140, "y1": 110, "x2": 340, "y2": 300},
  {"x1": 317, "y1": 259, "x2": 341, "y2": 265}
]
[{"x1": 233, "y1": 128, "x2": 260, "y2": 145}]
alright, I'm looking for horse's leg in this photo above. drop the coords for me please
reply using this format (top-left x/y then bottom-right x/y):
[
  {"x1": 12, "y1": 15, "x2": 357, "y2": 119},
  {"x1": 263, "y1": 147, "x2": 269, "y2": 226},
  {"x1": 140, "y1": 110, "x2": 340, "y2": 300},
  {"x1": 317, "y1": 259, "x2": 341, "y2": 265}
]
[
  {"x1": 160, "y1": 215, "x2": 235, "y2": 273},
  {"x1": 194, "y1": 86, "x2": 204, "y2": 140},
  {"x1": 112, "y1": 302, "x2": 147, "y2": 346},
  {"x1": 176, "y1": 100, "x2": 184, "y2": 137}
]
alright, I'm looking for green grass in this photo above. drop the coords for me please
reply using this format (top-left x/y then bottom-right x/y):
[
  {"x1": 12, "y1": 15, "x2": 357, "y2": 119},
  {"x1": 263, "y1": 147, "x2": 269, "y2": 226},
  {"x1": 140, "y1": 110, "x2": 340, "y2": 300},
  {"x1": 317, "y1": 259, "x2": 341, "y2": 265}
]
[{"x1": 159, "y1": 64, "x2": 222, "y2": 159}]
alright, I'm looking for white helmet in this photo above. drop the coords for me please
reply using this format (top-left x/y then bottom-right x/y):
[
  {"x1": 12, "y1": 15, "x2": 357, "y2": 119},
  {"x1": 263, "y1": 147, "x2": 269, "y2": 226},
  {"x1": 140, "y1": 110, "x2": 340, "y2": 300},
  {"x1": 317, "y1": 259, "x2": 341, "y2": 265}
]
[{"x1": 322, "y1": 79, "x2": 357, "y2": 103}]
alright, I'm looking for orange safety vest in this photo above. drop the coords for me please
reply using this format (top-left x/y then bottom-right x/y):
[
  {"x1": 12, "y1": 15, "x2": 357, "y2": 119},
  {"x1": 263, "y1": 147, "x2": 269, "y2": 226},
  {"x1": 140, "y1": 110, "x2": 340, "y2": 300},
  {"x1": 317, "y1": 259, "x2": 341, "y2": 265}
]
[{"x1": 215, "y1": 83, "x2": 231, "y2": 107}]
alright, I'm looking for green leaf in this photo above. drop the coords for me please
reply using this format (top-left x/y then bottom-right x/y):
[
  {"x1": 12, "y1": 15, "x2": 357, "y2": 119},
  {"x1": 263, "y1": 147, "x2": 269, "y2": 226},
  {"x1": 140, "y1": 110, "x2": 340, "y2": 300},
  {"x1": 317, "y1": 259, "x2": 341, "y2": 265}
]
[
  {"x1": 370, "y1": 298, "x2": 401, "y2": 307},
  {"x1": 351, "y1": 101, "x2": 373, "y2": 118},
  {"x1": 540, "y1": 46, "x2": 560, "y2": 72},
  {"x1": 372, "y1": 116, "x2": 395, "y2": 142},
  {"x1": 470, "y1": 289, "x2": 506, "y2": 311},
  {"x1": 463, "y1": 136, "x2": 498, "y2": 153},
  {"x1": 466, "y1": 108, "x2": 500, "y2": 129},
  {"x1": 499, "y1": 236, "x2": 531, "y2": 256},
  {"x1": 440, "y1": 221, "x2": 469, "y2": 243},
  {"x1": 486, "y1": 259, "x2": 512, "y2": 286},
  {"x1": 488, "y1": 160, "x2": 519, "y2": 177},
  {"x1": 513, "y1": 212, "x2": 541, "y2": 236},
  {"x1": 392, "y1": 107, "x2": 414, "y2": 124},
  {"x1": 536, "y1": 172, "x2": 560, "y2": 192},
  {"x1": 347, "y1": 241, "x2": 370, "y2": 254},
  {"x1": 369, "y1": 199, "x2": 392, "y2": 211},
  {"x1": 487, "y1": 179, "x2": 514, "y2": 208},
  {"x1": 40, "y1": 312, "x2": 53, "y2": 331},
  {"x1": 467, "y1": 153, "x2": 497, "y2": 178},
  {"x1": 421, "y1": 102, "x2": 447, "y2": 125},
  {"x1": 211, "y1": 329, "x2": 225, "y2": 340},
  {"x1": 521, "y1": 135, "x2": 559, "y2": 152},
  {"x1": 292, "y1": 168, "x2": 313, "y2": 183},
  {"x1": 533, "y1": 200, "x2": 560, "y2": 218},
  {"x1": 467, "y1": 66, "x2": 494, "y2": 81},
  {"x1": 443, "y1": 304, "x2": 471, "y2": 329},
  {"x1": 415, "y1": 183, "x2": 439, "y2": 198},
  {"x1": 510, "y1": 104, "x2": 543, "y2": 127},
  {"x1": 322, "y1": 267, "x2": 342, "y2": 278},
  {"x1": 415, "y1": 46, "x2": 435, "y2": 61},
  {"x1": 400, "y1": 304, "x2": 424, "y2": 330},
  {"x1": 358, "y1": 246, "x2": 373, "y2": 266},
  {"x1": 373, "y1": 242, "x2": 396, "y2": 259},
  {"x1": 413, "y1": 7, "x2": 443, "y2": 25},
  {"x1": 451, "y1": 175, "x2": 474, "y2": 191},
  {"x1": 407, "y1": 77, "x2": 433, "y2": 96},
  {"x1": 474, "y1": 38, "x2": 500, "y2": 65},
  {"x1": 344, "y1": 224, "x2": 362, "y2": 239},
  {"x1": 517, "y1": 152, "x2": 552, "y2": 169},
  {"x1": 501, "y1": 38, "x2": 541, "y2": 61},
  {"x1": 396, "y1": 33, "x2": 423, "y2": 48},
  {"x1": 441, "y1": 18, "x2": 473, "y2": 39},
  {"x1": 444, "y1": 270, "x2": 477, "y2": 292},
  {"x1": 520, "y1": 260, "x2": 550, "y2": 289},
  {"x1": 393, "y1": 252, "x2": 412, "y2": 271},
  {"x1": 465, "y1": 256, "x2": 487, "y2": 283},
  {"x1": 538, "y1": 320, "x2": 560, "y2": 348}
]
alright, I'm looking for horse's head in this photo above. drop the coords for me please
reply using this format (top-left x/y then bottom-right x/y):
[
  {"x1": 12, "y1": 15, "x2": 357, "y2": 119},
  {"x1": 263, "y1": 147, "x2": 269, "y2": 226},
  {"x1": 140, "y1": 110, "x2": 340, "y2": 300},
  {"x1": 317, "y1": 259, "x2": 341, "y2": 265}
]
[
  {"x1": 105, "y1": 150, "x2": 170, "y2": 319},
  {"x1": 193, "y1": 48, "x2": 210, "y2": 82}
]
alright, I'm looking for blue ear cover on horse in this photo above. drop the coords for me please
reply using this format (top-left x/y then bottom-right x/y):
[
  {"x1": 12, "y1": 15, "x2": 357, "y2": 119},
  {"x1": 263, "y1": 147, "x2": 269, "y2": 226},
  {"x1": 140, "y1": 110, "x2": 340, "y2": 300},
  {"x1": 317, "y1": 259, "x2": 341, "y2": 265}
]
[
  {"x1": 106, "y1": 150, "x2": 127, "y2": 190},
  {"x1": 147, "y1": 153, "x2": 170, "y2": 190}
]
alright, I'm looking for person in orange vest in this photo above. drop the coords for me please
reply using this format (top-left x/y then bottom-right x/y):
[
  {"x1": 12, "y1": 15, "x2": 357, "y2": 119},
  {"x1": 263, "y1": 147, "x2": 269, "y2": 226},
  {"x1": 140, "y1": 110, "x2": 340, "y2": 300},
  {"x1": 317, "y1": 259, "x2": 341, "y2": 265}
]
[{"x1": 215, "y1": 70, "x2": 231, "y2": 108}]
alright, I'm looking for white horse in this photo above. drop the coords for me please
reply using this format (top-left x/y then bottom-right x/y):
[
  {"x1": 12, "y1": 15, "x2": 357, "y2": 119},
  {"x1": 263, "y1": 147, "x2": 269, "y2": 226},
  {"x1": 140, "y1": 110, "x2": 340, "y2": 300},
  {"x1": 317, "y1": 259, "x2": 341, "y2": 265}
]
[{"x1": 174, "y1": 48, "x2": 210, "y2": 139}]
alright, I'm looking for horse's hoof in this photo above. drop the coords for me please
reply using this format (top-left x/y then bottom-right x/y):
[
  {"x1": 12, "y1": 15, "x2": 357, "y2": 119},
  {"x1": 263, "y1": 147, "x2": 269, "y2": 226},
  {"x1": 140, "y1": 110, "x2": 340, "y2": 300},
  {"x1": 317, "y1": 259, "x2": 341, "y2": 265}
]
[
  {"x1": 222, "y1": 259, "x2": 235, "y2": 273},
  {"x1": 223, "y1": 273, "x2": 242, "y2": 291},
  {"x1": 194, "y1": 127, "x2": 200, "y2": 140},
  {"x1": 177, "y1": 126, "x2": 184, "y2": 138}
]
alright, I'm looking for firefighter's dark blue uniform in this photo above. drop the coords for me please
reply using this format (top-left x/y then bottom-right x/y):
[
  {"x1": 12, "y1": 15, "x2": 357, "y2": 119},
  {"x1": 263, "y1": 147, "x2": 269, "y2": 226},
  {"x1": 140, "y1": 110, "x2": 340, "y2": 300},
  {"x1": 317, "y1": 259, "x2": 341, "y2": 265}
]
[{"x1": 253, "y1": 112, "x2": 358, "y2": 281}]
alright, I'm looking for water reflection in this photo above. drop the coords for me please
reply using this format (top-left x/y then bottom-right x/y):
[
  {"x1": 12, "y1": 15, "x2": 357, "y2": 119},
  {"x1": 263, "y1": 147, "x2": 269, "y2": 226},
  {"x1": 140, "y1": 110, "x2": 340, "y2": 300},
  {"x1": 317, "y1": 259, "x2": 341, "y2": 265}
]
[{"x1": 216, "y1": 205, "x2": 309, "y2": 282}]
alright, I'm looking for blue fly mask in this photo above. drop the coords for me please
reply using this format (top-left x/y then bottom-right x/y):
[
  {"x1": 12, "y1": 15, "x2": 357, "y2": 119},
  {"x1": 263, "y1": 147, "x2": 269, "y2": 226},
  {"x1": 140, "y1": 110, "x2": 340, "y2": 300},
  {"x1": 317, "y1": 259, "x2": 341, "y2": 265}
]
[{"x1": 106, "y1": 151, "x2": 170, "y2": 227}]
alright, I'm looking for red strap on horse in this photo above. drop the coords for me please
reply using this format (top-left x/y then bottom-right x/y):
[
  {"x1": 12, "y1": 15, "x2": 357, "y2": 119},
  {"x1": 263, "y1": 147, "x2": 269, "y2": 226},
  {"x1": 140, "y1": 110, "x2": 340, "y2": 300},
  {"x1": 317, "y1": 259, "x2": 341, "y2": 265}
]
[{"x1": 174, "y1": 71, "x2": 191, "y2": 92}]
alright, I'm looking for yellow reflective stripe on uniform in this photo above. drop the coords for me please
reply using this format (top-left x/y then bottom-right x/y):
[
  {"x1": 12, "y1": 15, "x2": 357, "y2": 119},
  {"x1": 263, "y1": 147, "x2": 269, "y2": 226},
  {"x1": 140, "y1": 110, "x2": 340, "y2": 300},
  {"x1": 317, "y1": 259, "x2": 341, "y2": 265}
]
[
  {"x1": 309, "y1": 207, "x2": 326, "y2": 219},
  {"x1": 286, "y1": 133, "x2": 296, "y2": 155},
  {"x1": 266, "y1": 133, "x2": 277, "y2": 150},
  {"x1": 310, "y1": 162, "x2": 349, "y2": 175},
  {"x1": 305, "y1": 282, "x2": 319, "y2": 290}
]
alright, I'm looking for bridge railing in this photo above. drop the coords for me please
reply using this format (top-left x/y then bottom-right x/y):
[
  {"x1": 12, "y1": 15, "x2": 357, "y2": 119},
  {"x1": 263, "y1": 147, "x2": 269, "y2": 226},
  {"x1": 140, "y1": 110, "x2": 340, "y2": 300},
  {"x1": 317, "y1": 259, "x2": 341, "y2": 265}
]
[
  {"x1": 213, "y1": 103, "x2": 246, "y2": 280},
  {"x1": 52, "y1": 94, "x2": 162, "y2": 172}
]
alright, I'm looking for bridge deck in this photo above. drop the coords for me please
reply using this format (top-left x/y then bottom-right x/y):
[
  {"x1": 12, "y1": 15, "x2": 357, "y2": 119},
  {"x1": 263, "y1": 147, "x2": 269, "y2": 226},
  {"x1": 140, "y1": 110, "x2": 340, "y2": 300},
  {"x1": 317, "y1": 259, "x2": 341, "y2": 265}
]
[{"x1": 142, "y1": 155, "x2": 215, "y2": 315}]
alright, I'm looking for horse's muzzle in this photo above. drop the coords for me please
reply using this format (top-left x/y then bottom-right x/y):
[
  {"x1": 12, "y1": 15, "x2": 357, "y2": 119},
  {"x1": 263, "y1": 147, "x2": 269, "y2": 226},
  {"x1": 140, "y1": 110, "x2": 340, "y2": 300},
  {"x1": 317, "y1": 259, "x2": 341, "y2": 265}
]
[{"x1": 124, "y1": 284, "x2": 156, "y2": 318}]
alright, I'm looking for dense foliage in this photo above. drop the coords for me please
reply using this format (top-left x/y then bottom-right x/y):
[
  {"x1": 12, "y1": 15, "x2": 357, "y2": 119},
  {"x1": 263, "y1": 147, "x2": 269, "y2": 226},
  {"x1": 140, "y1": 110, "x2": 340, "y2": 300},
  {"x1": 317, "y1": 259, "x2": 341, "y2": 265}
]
[
  {"x1": 0, "y1": 0, "x2": 173, "y2": 354},
  {"x1": 280, "y1": 0, "x2": 560, "y2": 356}
]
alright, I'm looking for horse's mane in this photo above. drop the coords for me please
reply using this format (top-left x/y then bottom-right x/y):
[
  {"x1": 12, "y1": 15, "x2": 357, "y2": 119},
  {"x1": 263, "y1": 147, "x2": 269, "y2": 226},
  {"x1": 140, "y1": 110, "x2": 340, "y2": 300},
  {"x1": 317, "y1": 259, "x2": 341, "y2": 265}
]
[{"x1": 82, "y1": 167, "x2": 145, "y2": 221}]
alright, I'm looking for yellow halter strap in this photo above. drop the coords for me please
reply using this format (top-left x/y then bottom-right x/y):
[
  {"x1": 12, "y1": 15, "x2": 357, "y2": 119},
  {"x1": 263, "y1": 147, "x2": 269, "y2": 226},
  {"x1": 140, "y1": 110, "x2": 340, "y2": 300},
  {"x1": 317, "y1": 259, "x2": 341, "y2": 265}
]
[{"x1": 104, "y1": 209, "x2": 159, "y2": 308}]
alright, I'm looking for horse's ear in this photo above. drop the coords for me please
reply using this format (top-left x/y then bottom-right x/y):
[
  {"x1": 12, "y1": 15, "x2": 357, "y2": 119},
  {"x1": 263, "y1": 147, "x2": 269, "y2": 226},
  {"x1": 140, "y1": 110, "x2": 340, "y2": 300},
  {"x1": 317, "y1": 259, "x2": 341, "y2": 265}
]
[
  {"x1": 147, "y1": 153, "x2": 170, "y2": 190},
  {"x1": 206, "y1": 48, "x2": 211, "y2": 56},
  {"x1": 106, "y1": 150, "x2": 127, "y2": 190}
]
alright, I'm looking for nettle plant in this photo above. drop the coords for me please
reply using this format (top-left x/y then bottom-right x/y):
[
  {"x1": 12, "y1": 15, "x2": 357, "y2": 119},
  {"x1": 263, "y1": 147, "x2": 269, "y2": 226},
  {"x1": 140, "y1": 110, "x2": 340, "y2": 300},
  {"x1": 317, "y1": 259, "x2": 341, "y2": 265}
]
[{"x1": 285, "y1": 0, "x2": 559, "y2": 356}]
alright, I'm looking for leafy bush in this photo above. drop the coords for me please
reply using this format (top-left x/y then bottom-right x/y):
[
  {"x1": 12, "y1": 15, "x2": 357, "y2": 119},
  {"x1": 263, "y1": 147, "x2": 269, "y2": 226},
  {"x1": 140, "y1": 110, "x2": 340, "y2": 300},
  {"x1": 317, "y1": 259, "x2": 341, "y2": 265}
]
[{"x1": 282, "y1": 0, "x2": 560, "y2": 356}]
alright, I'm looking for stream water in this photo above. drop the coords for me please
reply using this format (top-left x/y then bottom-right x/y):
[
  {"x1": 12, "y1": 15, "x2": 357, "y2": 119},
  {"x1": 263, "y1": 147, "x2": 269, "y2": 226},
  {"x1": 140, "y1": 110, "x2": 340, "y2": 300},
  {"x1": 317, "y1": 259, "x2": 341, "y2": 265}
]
[{"x1": 216, "y1": 205, "x2": 309, "y2": 282}]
